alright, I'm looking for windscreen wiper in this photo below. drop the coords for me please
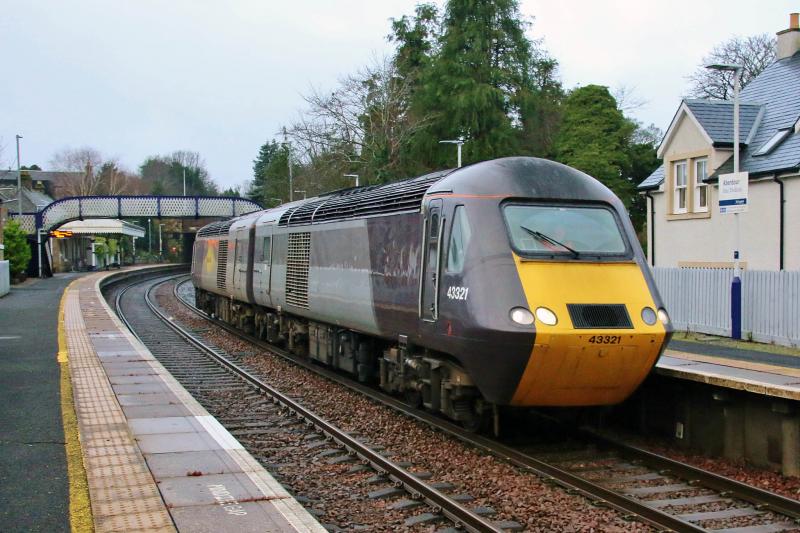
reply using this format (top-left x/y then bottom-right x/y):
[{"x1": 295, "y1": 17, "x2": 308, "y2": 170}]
[{"x1": 520, "y1": 226, "x2": 579, "y2": 258}]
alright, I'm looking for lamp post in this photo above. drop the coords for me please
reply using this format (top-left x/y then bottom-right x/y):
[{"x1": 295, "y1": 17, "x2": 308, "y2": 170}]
[
  {"x1": 343, "y1": 174, "x2": 359, "y2": 187},
  {"x1": 439, "y1": 139, "x2": 464, "y2": 168},
  {"x1": 158, "y1": 223, "x2": 165, "y2": 261},
  {"x1": 706, "y1": 62, "x2": 744, "y2": 339},
  {"x1": 15, "y1": 135, "x2": 23, "y2": 216},
  {"x1": 183, "y1": 167, "x2": 186, "y2": 196},
  {"x1": 283, "y1": 127, "x2": 293, "y2": 202},
  {"x1": 294, "y1": 190, "x2": 307, "y2": 200}
]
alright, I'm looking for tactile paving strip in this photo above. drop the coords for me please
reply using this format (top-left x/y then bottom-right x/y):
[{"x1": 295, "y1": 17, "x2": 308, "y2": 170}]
[
  {"x1": 66, "y1": 270, "x2": 325, "y2": 533},
  {"x1": 65, "y1": 274, "x2": 175, "y2": 533}
]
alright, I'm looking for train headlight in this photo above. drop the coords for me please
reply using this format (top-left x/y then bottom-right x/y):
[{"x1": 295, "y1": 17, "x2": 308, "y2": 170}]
[
  {"x1": 657, "y1": 308, "x2": 670, "y2": 325},
  {"x1": 535, "y1": 307, "x2": 558, "y2": 326},
  {"x1": 641, "y1": 307, "x2": 657, "y2": 325},
  {"x1": 510, "y1": 307, "x2": 534, "y2": 325}
]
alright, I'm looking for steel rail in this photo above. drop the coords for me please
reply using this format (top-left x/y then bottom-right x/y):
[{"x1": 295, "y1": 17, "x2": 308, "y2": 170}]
[
  {"x1": 171, "y1": 278, "x2": 718, "y2": 533},
  {"x1": 581, "y1": 429, "x2": 800, "y2": 522},
  {"x1": 130, "y1": 275, "x2": 502, "y2": 533}
]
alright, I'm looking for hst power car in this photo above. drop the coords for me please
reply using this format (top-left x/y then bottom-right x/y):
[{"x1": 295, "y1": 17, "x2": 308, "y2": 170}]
[{"x1": 192, "y1": 157, "x2": 671, "y2": 429}]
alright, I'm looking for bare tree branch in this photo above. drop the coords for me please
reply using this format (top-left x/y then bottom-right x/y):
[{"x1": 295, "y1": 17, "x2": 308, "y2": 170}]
[{"x1": 686, "y1": 33, "x2": 776, "y2": 100}]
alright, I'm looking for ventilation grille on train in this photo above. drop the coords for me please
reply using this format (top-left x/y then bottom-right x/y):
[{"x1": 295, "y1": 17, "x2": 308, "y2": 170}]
[
  {"x1": 278, "y1": 171, "x2": 449, "y2": 227},
  {"x1": 285, "y1": 232, "x2": 311, "y2": 309},
  {"x1": 567, "y1": 304, "x2": 633, "y2": 329},
  {"x1": 197, "y1": 220, "x2": 234, "y2": 237},
  {"x1": 216, "y1": 240, "x2": 228, "y2": 289}
]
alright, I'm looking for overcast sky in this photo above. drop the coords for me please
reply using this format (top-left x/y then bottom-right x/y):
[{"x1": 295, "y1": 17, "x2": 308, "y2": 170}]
[{"x1": 1, "y1": 1, "x2": 796, "y2": 190}]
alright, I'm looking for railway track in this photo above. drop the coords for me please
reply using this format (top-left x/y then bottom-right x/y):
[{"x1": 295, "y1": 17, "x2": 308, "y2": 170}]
[
  {"x1": 111, "y1": 273, "x2": 506, "y2": 532},
  {"x1": 168, "y1": 274, "x2": 800, "y2": 533}
]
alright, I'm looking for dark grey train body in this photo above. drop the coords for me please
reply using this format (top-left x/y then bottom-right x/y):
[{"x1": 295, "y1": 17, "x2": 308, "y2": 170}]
[{"x1": 193, "y1": 157, "x2": 671, "y2": 427}]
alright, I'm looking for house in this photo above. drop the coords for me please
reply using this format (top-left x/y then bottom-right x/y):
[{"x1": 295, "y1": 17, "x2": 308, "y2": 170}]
[{"x1": 638, "y1": 13, "x2": 800, "y2": 271}]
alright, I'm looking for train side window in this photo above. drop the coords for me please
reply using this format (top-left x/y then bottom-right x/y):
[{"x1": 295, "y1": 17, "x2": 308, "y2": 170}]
[
  {"x1": 261, "y1": 236, "x2": 272, "y2": 263},
  {"x1": 236, "y1": 240, "x2": 247, "y2": 264},
  {"x1": 430, "y1": 213, "x2": 439, "y2": 238},
  {"x1": 446, "y1": 206, "x2": 471, "y2": 273}
]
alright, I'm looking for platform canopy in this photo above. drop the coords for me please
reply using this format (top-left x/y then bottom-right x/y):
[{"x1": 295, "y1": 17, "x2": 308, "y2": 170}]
[{"x1": 58, "y1": 219, "x2": 145, "y2": 238}]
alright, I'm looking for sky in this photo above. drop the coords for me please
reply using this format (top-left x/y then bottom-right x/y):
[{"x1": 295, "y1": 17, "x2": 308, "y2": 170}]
[{"x1": 1, "y1": 0, "x2": 797, "y2": 190}]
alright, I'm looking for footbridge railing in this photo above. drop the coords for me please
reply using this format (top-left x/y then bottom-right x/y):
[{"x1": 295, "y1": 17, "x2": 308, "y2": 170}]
[{"x1": 9, "y1": 195, "x2": 263, "y2": 234}]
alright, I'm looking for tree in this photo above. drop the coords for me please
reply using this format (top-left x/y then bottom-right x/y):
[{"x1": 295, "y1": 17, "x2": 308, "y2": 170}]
[
  {"x1": 3, "y1": 220, "x2": 31, "y2": 279},
  {"x1": 686, "y1": 34, "x2": 775, "y2": 100},
  {"x1": 249, "y1": 140, "x2": 281, "y2": 201},
  {"x1": 139, "y1": 151, "x2": 217, "y2": 196},
  {"x1": 289, "y1": 57, "x2": 433, "y2": 186},
  {"x1": 390, "y1": 0, "x2": 562, "y2": 169},
  {"x1": 554, "y1": 85, "x2": 635, "y2": 206},
  {"x1": 49, "y1": 147, "x2": 104, "y2": 196}
]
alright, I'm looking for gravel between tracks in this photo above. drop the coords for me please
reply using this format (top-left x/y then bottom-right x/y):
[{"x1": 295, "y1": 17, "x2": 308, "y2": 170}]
[{"x1": 156, "y1": 281, "x2": 649, "y2": 532}]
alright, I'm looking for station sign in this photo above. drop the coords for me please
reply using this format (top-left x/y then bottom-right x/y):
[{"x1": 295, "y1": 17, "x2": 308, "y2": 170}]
[
  {"x1": 49, "y1": 229, "x2": 74, "y2": 238},
  {"x1": 718, "y1": 172, "x2": 748, "y2": 214}
]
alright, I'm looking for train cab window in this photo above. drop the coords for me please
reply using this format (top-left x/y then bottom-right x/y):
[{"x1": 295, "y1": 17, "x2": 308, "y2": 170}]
[
  {"x1": 446, "y1": 206, "x2": 471, "y2": 273},
  {"x1": 430, "y1": 213, "x2": 440, "y2": 238},
  {"x1": 503, "y1": 204, "x2": 628, "y2": 258},
  {"x1": 261, "y1": 236, "x2": 272, "y2": 263}
]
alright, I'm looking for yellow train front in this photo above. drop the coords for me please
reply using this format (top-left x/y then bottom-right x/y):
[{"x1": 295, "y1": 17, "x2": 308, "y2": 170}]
[{"x1": 418, "y1": 157, "x2": 671, "y2": 416}]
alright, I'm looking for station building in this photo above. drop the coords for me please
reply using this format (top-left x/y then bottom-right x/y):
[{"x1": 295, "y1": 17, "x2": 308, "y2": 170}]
[{"x1": 638, "y1": 14, "x2": 800, "y2": 271}]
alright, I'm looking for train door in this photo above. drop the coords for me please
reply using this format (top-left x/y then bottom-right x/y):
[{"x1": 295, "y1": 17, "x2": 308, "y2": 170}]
[
  {"x1": 232, "y1": 227, "x2": 249, "y2": 299},
  {"x1": 253, "y1": 229, "x2": 273, "y2": 303},
  {"x1": 420, "y1": 198, "x2": 443, "y2": 321}
]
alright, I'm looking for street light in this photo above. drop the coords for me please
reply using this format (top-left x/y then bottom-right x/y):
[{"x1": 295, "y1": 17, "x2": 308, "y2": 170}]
[
  {"x1": 343, "y1": 174, "x2": 359, "y2": 187},
  {"x1": 439, "y1": 139, "x2": 464, "y2": 168},
  {"x1": 283, "y1": 127, "x2": 294, "y2": 202},
  {"x1": 294, "y1": 190, "x2": 307, "y2": 200},
  {"x1": 158, "y1": 223, "x2": 166, "y2": 261},
  {"x1": 706, "y1": 62, "x2": 744, "y2": 339},
  {"x1": 15, "y1": 135, "x2": 23, "y2": 216}
]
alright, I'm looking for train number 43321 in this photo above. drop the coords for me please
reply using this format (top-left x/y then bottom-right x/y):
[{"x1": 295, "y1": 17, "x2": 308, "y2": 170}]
[
  {"x1": 446, "y1": 286, "x2": 469, "y2": 300},
  {"x1": 587, "y1": 335, "x2": 621, "y2": 344}
]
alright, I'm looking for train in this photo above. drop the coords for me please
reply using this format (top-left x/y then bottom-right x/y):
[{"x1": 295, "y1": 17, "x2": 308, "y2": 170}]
[{"x1": 191, "y1": 157, "x2": 671, "y2": 430}]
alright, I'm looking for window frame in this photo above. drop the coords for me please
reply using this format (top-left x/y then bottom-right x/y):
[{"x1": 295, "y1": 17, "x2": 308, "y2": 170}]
[
  {"x1": 673, "y1": 160, "x2": 688, "y2": 214},
  {"x1": 693, "y1": 158, "x2": 708, "y2": 212},
  {"x1": 445, "y1": 205, "x2": 471, "y2": 274},
  {"x1": 261, "y1": 236, "x2": 272, "y2": 264},
  {"x1": 499, "y1": 200, "x2": 633, "y2": 262}
]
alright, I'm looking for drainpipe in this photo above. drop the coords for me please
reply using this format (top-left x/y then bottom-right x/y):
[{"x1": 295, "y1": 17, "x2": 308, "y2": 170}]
[
  {"x1": 773, "y1": 175, "x2": 785, "y2": 270},
  {"x1": 645, "y1": 191, "x2": 655, "y2": 266}
]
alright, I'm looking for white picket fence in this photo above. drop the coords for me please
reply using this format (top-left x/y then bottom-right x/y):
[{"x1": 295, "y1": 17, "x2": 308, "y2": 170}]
[{"x1": 652, "y1": 267, "x2": 800, "y2": 347}]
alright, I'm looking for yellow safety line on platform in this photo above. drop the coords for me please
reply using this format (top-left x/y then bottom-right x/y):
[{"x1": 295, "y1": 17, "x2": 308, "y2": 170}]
[{"x1": 58, "y1": 279, "x2": 94, "y2": 533}]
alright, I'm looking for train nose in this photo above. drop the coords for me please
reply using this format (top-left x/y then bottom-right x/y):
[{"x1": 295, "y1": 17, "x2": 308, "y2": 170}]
[{"x1": 509, "y1": 259, "x2": 668, "y2": 407}]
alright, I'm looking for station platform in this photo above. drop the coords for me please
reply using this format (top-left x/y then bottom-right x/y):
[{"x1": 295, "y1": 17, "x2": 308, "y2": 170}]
[
  {"x1": 656, "y1": 341, "x2": 800, "y2": 401},
  {"x1": 62, "y1": 267, "x2": 324, "y2": 532}
]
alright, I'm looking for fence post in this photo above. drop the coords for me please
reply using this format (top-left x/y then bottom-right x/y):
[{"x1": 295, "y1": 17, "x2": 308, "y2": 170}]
[{"x1": 731, "y1": 252, "x2": 742, "y2": 340}]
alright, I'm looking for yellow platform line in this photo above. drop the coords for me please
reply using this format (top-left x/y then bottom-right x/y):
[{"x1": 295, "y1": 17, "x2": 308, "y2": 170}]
[{"x1": 58, "y1": 279, "x2": 93, "y2": 533}]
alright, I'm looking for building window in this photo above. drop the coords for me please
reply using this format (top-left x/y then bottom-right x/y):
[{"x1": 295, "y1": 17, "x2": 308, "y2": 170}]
[
  {"x1": 694, "y1": 158, "x2": 708, "y2": 212},
  {"x1": 673, "y1": 160, "x2": 687, "y2": 214}
]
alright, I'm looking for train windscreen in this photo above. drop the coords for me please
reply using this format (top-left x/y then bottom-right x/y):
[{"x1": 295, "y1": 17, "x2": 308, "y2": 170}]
[{"x1": 503, "y1": 204, "x2": 628, "y2": 258}]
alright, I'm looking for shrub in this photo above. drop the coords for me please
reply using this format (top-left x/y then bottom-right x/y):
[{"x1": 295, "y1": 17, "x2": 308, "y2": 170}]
[{"x1": 3, "y1": 220, "x2": 32, "y2": 278}]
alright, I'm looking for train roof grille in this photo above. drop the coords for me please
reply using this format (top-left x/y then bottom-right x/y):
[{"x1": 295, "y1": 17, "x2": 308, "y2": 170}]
[
  {"x1": 278, "y1": 171, "x2": 448, "y2": 227},
  {"x1": 196, "y1": 220, "x2": 235, "y2": 237}
]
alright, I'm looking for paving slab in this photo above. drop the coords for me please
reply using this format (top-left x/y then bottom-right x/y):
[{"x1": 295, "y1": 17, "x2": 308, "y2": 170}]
[{"x1": 63, "y1": 269, "x2": 324, "y2": 532}]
